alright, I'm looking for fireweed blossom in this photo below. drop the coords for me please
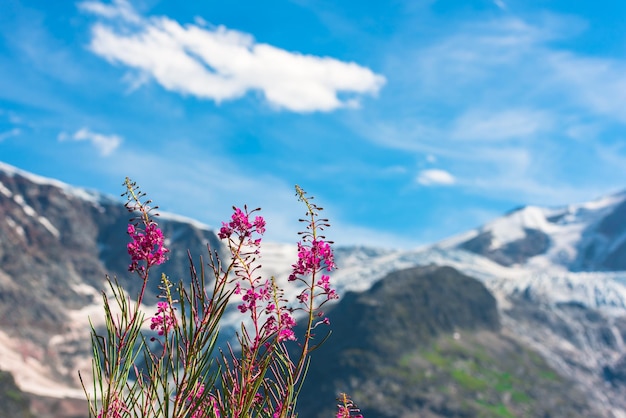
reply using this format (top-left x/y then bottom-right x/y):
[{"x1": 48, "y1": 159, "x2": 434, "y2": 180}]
[
  {"x1": 218, "y1": 205, "x2": 298, "y2": 349},
  {"x1": 215, "y1": 188, "x2": 342, "y2": 417},
  {"x1": 186, "y1": 383, "x2": 221, "y2": 418},
  {"x1": 150, "y1": 301, "x2": 176, "y2": 337},
  {"x1": 127, "y1": 222, "x2": 168, "y2": 274},
  {"x1": 82, "y1": 180, "x2": 360, "y2": 418}
]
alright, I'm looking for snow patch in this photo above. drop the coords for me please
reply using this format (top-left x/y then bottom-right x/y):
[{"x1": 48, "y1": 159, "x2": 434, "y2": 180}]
[
  {"x1": 6, "y1": 217, "x2": 25, "y2": 238},
  {"x1": 257, "y1": 241, "x2": 297, "y2": 279},
  {"x1": 578, "y1": 192, "x2": 626, "y2": 211},
  {"x1": 13, "y1": 194, "x2": 36, "y2": 217},
  {"x1": 485, "y1": 206, "x2": 550, "y2": 249},
  {"x1": 38, "y1": 216, "x2": 60, "y2": 238},
  {"x1": 0, "y1": 180, "x2": 12, "y2": 197},
  {"x1": 0, "y1": 330, "x2": 85, "y2": 398}
]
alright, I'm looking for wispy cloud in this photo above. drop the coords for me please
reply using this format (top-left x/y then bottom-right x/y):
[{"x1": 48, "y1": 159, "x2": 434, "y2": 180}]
[
  {"x1": 547, "y1": 51, "x2": 626, "y2": 123},
  {"x1": 0, "y1": 128, "x2": 21, "y2": 142},
  {"x1": 451, "y1": 109, "x2": 552, "y2": 142},
  {"x1": 79, "y1": 0, "x2": 386, "y2": 112},
  {"x1": 79, "y1": 0, "x2": 141, "y2": 23},
  {"x1": 58, "y1": 128, "x2": 122, "y2": 156},
  {"x1": 0, "y1": 109, "x2": 26, "y2": 142},
  {"x1": 416, "y1": 169, "x2": 456, "y2": 186},
  {"x1": 494, "y1": 0, "x2": 507, "y2": 10}
]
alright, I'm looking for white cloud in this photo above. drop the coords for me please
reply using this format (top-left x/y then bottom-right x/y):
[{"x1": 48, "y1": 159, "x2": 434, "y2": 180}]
[
  {"x1": 81, "y1": 1, "x2": 386, "y2": 112},
  {"x1": 58, "y1": 128, "x2": 122, "y2": 156},
  {"x1": 0, "y1": 128, "x2": 21, "y2": 142},
  {"x1": 494, "y1": 0, "x2": 507, "y2": 10},
  {"x1": 78, "y1": 0, "x2": 141, "y2": 24},
  {"x1": 416, "y1": 169, "x2": 456, "y2": 186}
]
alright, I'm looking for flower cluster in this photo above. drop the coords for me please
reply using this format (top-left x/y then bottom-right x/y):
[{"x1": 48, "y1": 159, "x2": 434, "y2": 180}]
[
  {"x1": 264, "y1": 309, "x2": 297, "y2": 342},
  {"x1": 84, "y1": 180, "x2": 362, "y2": 418},
  {"x1": 291, "y1": 239, "x2": 339, "y2": 309},
  {"x1": 150, "y1": 301, "x2": 176, "y2": 337},
  {"x1": 218, "y1": 206, "x2": 266, "y2": 243},
  {"x1": 187, "y1": 383, "x2": 221, "y2": 418},
  {"x1": 221, "y1": 207, "x2": 298, "y2": 346},
  {"x1": 234, "y1": 280, "x2": 271, "y2": 314},
  {"x1": 289, "y1": 239, "x2": 335, "y2": 280},
  {"x1": 127, "y1": 222, "x2": 168, "y2": 273}
]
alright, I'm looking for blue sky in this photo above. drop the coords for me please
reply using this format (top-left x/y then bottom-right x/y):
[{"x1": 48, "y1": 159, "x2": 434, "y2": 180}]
[{"x1": 2, "y1": 0, "x2": 626, "y2": 248}]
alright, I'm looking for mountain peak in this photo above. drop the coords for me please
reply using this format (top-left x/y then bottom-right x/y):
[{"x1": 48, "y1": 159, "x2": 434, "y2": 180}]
[{"x1": 436, "y1": 190, "x2": 626, "y2": 271}]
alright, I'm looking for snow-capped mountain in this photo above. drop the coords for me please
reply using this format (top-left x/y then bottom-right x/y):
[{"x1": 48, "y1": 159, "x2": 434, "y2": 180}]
[
  {"x1": 3, "y1": 161, "x2": 626, "y2": 416},
  {"x1": 435, "y1": 191, "x2": 626, "y2": 272},
  {"x1": 0, "y1": 162, "x2": 223, "y2": 407}
]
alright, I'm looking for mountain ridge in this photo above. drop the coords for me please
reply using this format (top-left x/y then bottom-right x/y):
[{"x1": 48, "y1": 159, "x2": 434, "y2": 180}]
[{"x1": 434, "y1": 189, "x2": 626, "y2": 272}]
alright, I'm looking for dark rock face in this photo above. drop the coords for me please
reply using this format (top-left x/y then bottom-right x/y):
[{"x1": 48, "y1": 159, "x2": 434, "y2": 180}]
[
  {"x1": 0, "y1": 370, "x2": 33, "y2": 417},
  {"x1": 0, "y1": 169, "x2": 222, "y2": 332},
  {"x1": 459, "y1": 228, "x2": 550, "y2": 267},
  {"x1": 579, "y1": 199, "x2": 626, "y2": 271},
  {"x1": 296, "y1": 266, "x2": 597, "y2": 417},
  {"x1": 603, "y1": 355, "x2": 626, "y2": 388},
  {"x1": 322, "y1": 265, "x2": 500, "y2": 357}
]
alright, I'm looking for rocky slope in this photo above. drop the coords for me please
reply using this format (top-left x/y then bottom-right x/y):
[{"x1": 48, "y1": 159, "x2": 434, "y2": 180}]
[
  {"x1": 297, "y1": 265, "x2": 600, "y2": 417},
  {"x1": 0, "y1": 162, "x2": 222, "y2": 401}
]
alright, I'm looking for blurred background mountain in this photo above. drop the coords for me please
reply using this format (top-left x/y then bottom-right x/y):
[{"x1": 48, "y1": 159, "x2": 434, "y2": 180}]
[{"x1": 2, "y1": 162, "x2": 626, "y2": 417}]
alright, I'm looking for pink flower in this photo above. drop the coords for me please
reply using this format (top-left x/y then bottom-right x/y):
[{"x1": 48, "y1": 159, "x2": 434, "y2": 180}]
[
  {"x1": 187, "y1": 383, "x2": 221, "y2": 418},
  {"x1": 253, "y1": 216, "x2": 266, "y2": 234},
  {"x1": 218, "y1": 207, "x2": 265, "y2": 244},
  {"x1": 278, "y1": 328, "x2": 296, "y2": 342},
  {"x1": 150, "y1": 301, "x2": 176, "y2": 336},
  {"x1": 289, "y1": 239, "x2": 335, "y2": 281},
  {"x1": 127, "y1": 222, "x2": 168, "y2": 273}
]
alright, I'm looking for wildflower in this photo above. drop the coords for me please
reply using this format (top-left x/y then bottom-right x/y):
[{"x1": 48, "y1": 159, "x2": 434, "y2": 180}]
[
  {"x1": 88, "y1": 181, "x2": 343, "y2": 418},
  {"x1": 296, "y1": 290, "x2": 309, "y2": 304},
  {"x1": 127, "y1": 222, "x2": 168, "y2": 273},
  {"x1": 187, "y1": 383, "x2": 221, "y2": 418},
  {"x1": 289, "y1": 239, "x2": 335, "y2": 281},
  {"x1": 317, "y1": 274, "x2": 339, "y2": 300},
  {"x1": 218, "y1": 206, "x2": 265, "y2": 245},
  {"x1": 150, "y1": 301, "x2": 176, "y2": 337}
]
